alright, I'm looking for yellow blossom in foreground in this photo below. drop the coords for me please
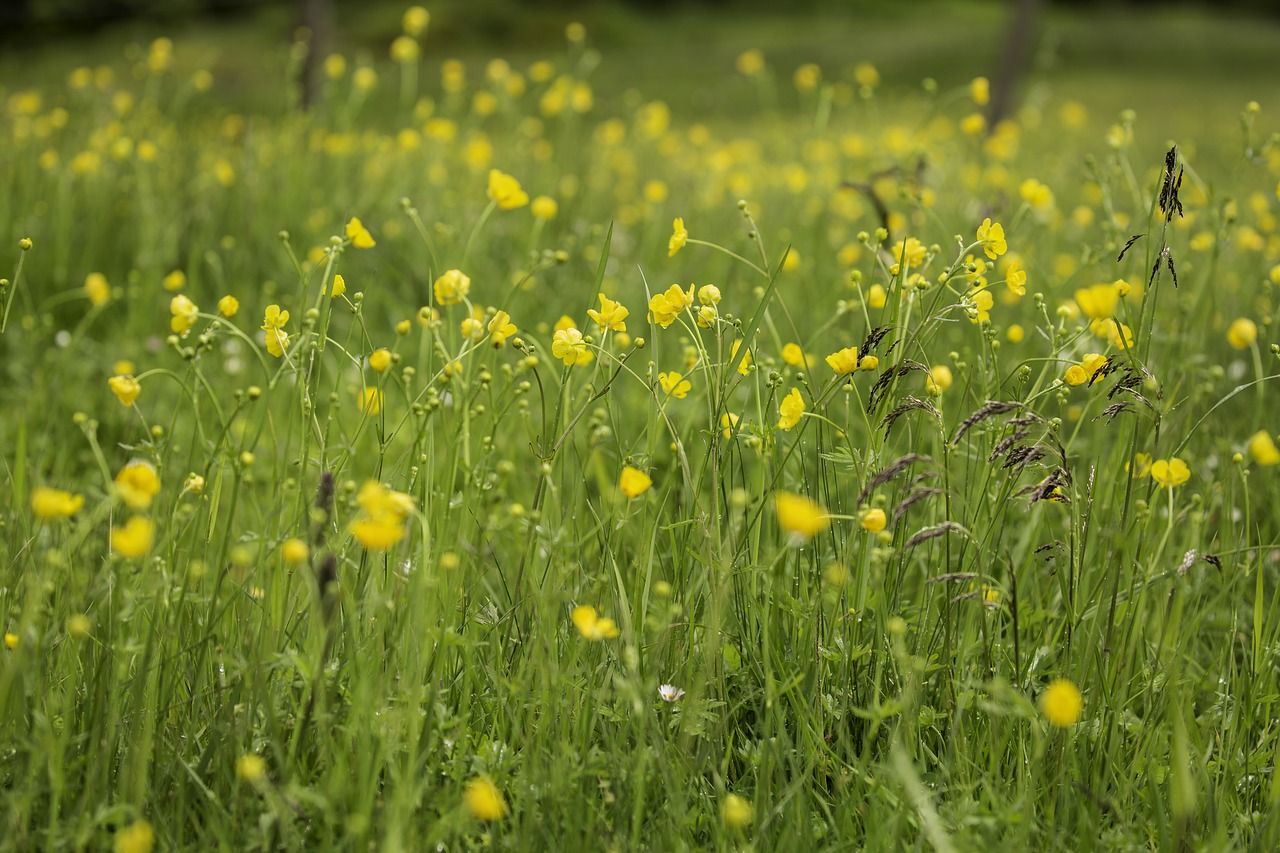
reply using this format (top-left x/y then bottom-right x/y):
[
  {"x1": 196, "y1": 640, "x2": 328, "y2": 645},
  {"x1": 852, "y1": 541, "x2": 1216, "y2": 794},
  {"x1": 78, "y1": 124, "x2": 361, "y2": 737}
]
[
  {"x1": 976, "y1": 217, "x2": 1007, "y2": 260},
  {"x1": 217, "y1": 295, "x2": 239, "y2": 317},
  {"x1": 551, "y1": 327, "x2": 591, "y2": 366},
  {"x1": 329, "y1": 273, "x2": 347, "y2": 298},
  {"x1": 350, "y1": 481, "x2": 415, "y2": 550},
  {"x1": 668, "y1": 217, "x2": 688, "y2": 256},
  {"x1": 826, "y1": 346, "x2": 859, "y2": 375},
  {"x1": 345, "y1": 216, "x2": 376, "y2": 248},
  {"x1": 777, "y1": 387, "x2": 805, "y2": 430},
  {"x1": 433, "y1": 269, "x2": 471, "y2": 305},
  {"x1": 1150, "y1": 457, "x2": 1190, "y2": 489},
  {"x1": 659, "y1": 371, "x2": 692, "y2": 399},
  {"x1": 369, "y1": 348, "x2": 392, "y2": 372},
  {"x1": 774, "y1": 491, "x2": 829, "y2": 540},
  {"x1": 487, "y1": 168, "x2": 529, "y2": 209},
  {"x1": 31, "y1": 486, "x2": 84, "y2": 520},
  {"x1": 619, "y1": 466, "x2": 653, "y2": 498},
  {"x1": 860, "y1": 507, "x2": 887, "y2": 533},
  {"x1": 112, "y1": 516, "x2": 155, "y2": 559},
  {"x1": 721, "y1": 793, "x2": 754, "y2": 829},
  {"x1": 1248, "y1": 431, "x2": 1280, "y2": 466},
  {"x1": 261, "y1": 304, "x2": 290, "y2": 357},
  {"x1": 109, "y1": 374, "x2": 141, "y2": 406},
  {"x1": 1227, "y1": 317, "x2": 1257, "y2": 350},
  {"x1": 114, "y1": 819, "x2": 155, "y2": 853},
  {"x1": 464, "y1": 776, "x2": 508, "y2": 821},
  {"x1": 115, "y1": 461, "x2": 161, "y2": 509},
  {"x1": 170, "y1": 294, "x2": 199, "y2": 334},
  {"x1": 571, "y1": 605, "x2": 620, "y2": 640},
  {"x1": 85, "y1": 272, "x2": 110, "y2": 306},
  {"x1": 1041, "y1": 678, "x2": 1083, "y2": 728},
  {"x1": 236, "y1": 753, "x2": 267, "y2": 783},
  {"x1": 587, "y1": 293, "x2": 629, "y2": 333}
]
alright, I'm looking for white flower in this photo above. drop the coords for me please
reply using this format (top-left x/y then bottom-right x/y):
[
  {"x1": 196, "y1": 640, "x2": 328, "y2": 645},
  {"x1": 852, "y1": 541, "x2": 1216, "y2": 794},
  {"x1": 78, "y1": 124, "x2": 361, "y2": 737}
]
[{"x1": 658, "y1": 684, "x2": 685, "y2": 702}]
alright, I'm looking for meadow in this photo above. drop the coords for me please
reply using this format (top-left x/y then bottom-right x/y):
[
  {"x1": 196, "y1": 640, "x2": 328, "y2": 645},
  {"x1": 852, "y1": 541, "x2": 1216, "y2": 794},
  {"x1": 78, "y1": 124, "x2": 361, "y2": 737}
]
[{"x1": 2, "y1": 2, "x2": 1280, "y2": 850}]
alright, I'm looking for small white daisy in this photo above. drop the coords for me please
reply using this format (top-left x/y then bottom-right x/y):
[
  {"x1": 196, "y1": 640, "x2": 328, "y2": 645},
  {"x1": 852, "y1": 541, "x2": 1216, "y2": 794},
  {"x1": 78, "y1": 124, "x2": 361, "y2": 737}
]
[{"x1": 658, "y1": 684, "x2": 685, "y2": 702}]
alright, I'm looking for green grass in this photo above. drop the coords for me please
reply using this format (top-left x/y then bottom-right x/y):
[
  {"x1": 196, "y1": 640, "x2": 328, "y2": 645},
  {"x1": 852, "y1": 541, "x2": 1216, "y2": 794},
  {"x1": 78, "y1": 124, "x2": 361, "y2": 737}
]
[{"x1": 2, "y1": 2, "x2": 1280, "y2": 850}]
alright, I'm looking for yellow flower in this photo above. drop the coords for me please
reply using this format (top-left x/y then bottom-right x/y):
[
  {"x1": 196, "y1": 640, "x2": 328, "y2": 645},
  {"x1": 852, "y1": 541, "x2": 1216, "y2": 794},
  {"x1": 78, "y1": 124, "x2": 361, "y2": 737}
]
[
  {"x1": 390, "y1": 35, "x2": 419, "y2": 65},
  {"x1": 487, "y1": 169, "x2": 529, "y2": 210},
  {"x1": 531, "y1": 195, "x2": 558, "y2": 220},
  {"x1": 487, "y1": 310, "x2": 517, "y2": 345},
  {"x1": 781, "y1": 343, "x2": 805, "y2": 367},
  {"x1": 115, "y1": 461, "x2": 161, "y2": 509},
  {"x1": 4, "y1": 633, "x2": 17, "y2": 650},
  {"x1": 1040, "y1": 678, "x2": 1083, "y2": 728},
  {"x1": 1063, "y1": 365, "x2": 1088, "y2": 387},
  {"x1": 329, "y1": 273, "x2": 347, "y2": 298},
  {"x1": 369, "y1": 348, "x2": 392, "y2": 373},
  {"x1": 236, "y1": 752, "x2": 268, "y2": 782},
  {"x1": 736, "y1": 49, "x2": 764, "y2": 76},
  {"x1": 433, "y1": 269, "x2": 471, "y2": 306},
  {"x1": 976, "y1": 217, "x2": 1007, "y2": 260},
  {"x1": 403, "y1": 5, "x2": 429, "y2": 36},
  {"x1": 619, "y1": 466, "x2": 653, "y2": 498},
  {"x1": 854, "y1": 61, "x2": 879, "y2": 89},
  {"x1": 668, "y1": 217, "x2": 688, "y2": 257},
  {"x1": 552, "y1": 327, "x2": 592, "y2": 366},
  {"x1": 859, "y1": 507, "x2": 887, "y2": 533},
  {"x1": 111, "y1": 516, "x2": 155, "y2": 559},
  {"x1": 867, "y1": 283, "x2": 887, "y2": 309},
  {"x1": 183, "y1": 473, "x2": 205, "y2": 494},
  {"x1": 31, "y1": 486, "x2": 84, "y2": 520},
  {"x1": 217, "y1": 295, "x2": 239, "y2": 317},
  {"x1": 357, "y1": 387, "x2": 382, "y2": 414},
  {"x1": 85, "y1": 272, "x2": 110, "y2": 306},
  {"x1": 659, "y1": 371, "x2": 692, "y2": 399},
  {"x1": 1074, "y1": 281, "x2": 1123, "y2": 320},
  {"x1": 1129, "y1": 453, "x2": 1153, "y2": 478},
  {"x1": 859, "y1": 355, "x2": 879, "y2": 371},
  {"x1": 572, "y1": 604, "x2": 620, "y2": 640},
  {"x1": 464, "y1": 776, "x2": 508, "y2": 821},
  {"x1": 891, "y1": 237, "x2": 927, "y2": 273},
  {"x1": 170, "y1": 294, "x2": 199, "y2": 334},
  {"x1": 926, "y1": 365, "x2": 953, "y2": 395},
  {"x1": 261, "y1": 304, "x2": 290, "y2": 358},
  {"x1": 1004, "y1": 259, "x2": 1027, "y2": 296},
  {"x1": 970, "y1": 76, "x2": 990, "y2": 106},
  {"x1": 720, "y1": 412, "x2": 740, "y2": 439},
  {"x1": 825, "y1": 346, "x2": 859, "y2": 375},
  {"x1": 1227, "y1": 317, "x2": 1258, "y2": 350},
  {"x1": 345, "y1": 216, "x2": 376, "y2": 248},
  {"x1": 721, "y1": 793, "x2": 754, "y2": 830},
  {"x1": 162, "y1": 269, "x2": 186, "y2": 291},
  {"x1": 774, "y1": 491, "x2": 829, "y2": 541},
  {"x1": 587, "y1": 293, "x2": 629, "y2": 333},
  {"x1": 730, "y1": 340, "x2": 752, "y2": 375},
  {"x1": 114, "y1": 819, "x2": 155, "y2": 853},
  {"x1": 967, "y1": 288, "x2": 993, "y2": 324},
  {"x1": 350, "y1": 480, "x2": 415, "y2": 550},
  {"x1": 109, "y1": 374, "x2": 141, "y2": 406},
  {"x1": 1150, "y1": 457, "x2": 1190, "y2": 489},
  {"x1": 777, "y1": 387, "x2": 805, "y2": 430},
  {"x1": 649, "y1": 284, "x2": 694, "y2": 328},
  {"x1": 1248, "y1": 431, "x2": 1280, "y2": 466}
]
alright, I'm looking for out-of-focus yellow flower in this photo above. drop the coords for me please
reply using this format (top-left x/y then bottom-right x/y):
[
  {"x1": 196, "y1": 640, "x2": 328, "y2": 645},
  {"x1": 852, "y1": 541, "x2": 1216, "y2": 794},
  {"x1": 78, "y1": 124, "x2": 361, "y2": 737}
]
[
  {"x1": 345, "y1": 216, "x2": 376, "y2": 248},
  {"x1": 114, "y1": 819, "x2": 155, "y2": 853},
  {"x1": 464, "y1": 776, "x2": 508, "y2": 821},
  {"x1": 369, "y1": 348, "x2": 392, "y2": 373},
  {"x1": 736, "y1": 49, "x2": 764, "y2": 77},
  {"x1": 854, "y1": 62, "x2": 879, "y2": 89},
  {"x1": 1227, "y1": 317, "x2": 1258, "y2": 350},
  {"x1": 970, "y1": 76, "x2": 989, "y2": 106},
  {"x1": 85, "y1": 272, "x2": 110, "y2": 306},
  {"x1": 434, "y1": 269, "x2": 471, "y2": 306},
  {"x1": 236, "y1": 753, "x2": 268, "y2": 783},
  {"x1": 867, "y1": 283, "x2": 888, "y2": 309},
  {"x1": 217, "y1": 295, "x2": 239, "y2": 317},
  {"x1": 109, "y1": 374, "x2": 141, "y2": 406},
  {"x1": 31, "y1": 486, "x2": 84, "y2": 520},
  {"x1": 774, "y1": 491, "x2": 829, "y2": 541},
  {"x1": 111, "y1": 516, "x2": 155, "y2": 559},
  {"x1": 926, "y1": 365, "x2": 953, "y2": 395},
  {"x1": 350, "y1": 480, "x2": 414, "y2": 550},
  {"x1": 162, "y1": 269, "x2": 186, "y2": 291},
  {"x1": 1040, "y1": 678, "x2": 1083, "y2": 728},
  {"x1": 859, "y1": 507, "x2": 887, "y2": 533},
  {"x1": 390, "y1": 35, "x2": 419, "y2": 65},
  {"x1": 1249, "y1": 431, "x2": 1280, "y2": 466},
  {"x1": 115, "y1": 461, "x2": 161, "y2": 509},
  {"x1": 777, "y1": 387, "x2": 805, "y2": 430},
  {"x1": 487, "y1": 169, "x2": 529, "y2": 210},
  {"x1": 281, "y1": 539, "x2": 309, "y2": 565},
  {"x1": 721, "y1": 793, "x2": 754, "y2": 829},
  {"x1": 619, "y1": 466, "x2": 653, "y2": 498},
  {"x1": 170, "y1": 294, "x2": 199, "y2": 334},
  {"x1": 403, "y1": 6, "x2": 429, "y2": 36},
  {"x1": 531, "y1": 195, "x2": 558, "y2": 220},
  {"x1": 571, "y1": 605, "x2": 620, "y2": 640},
  {"x1": 357, "y1": 387, "x2": 382, "y2": 414}
]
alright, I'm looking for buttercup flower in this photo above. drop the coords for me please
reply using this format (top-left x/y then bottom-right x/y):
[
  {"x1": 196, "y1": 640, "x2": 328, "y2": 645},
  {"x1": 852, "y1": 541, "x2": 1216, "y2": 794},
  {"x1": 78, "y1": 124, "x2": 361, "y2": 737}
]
[
  {"x1": 111, "y1": 516, "x2": 155, "y2": 559},
  {"x1": 433, "y1": 269, "x2": 471, "y2": 306},
  {"x1": 369, "y1": 348, "x2": 392, "y2": 373},
  {"x1": 531, "y1": 195, "x2": 558, "y2": 220},
  {"x1": 826, "y1": 347, "x2": 859, "y2": 375},
  {"x1": 1150, "y1": 457, "x2": 1190, "y2": 489},
  {"x1": 571, "y1": 605, "x2": 620, "y2": 640},
  {"x1": 721, "y1": 793, "x2": 754, "y2": 830},
  {"x1": 1227, "y1": 318, "x2": 1257, "y2": 350},
  {"x1": 328, "y1": 273, "x2": 347, "y2": 298},
  {"x1": 1248, "y1": 430, "x2": 1280, "y2": 466},
  {"x1": 487, "y1": 309, "x2": 516, "y2": 345},
  {"x1": 552, "y1": 327, "x2": 592, "y2": 366},
  {"x1": 350, "y1": 480, "x2": 415, "y2": 550},
  {"x1": 217, "y1": 295, "x2": 239, "y2": 317},
  {"x1": 619, "y1": 466, "x2": 653, "y2": 498},
  {"x1": 487, "y1": 169, "x2": 529, "y2": 209},
  {"x1": 464, "y1": 776, "x2": 508, "y2": 821},
  {"x1": 587, "y1": 293, "x2": 629, "y2": 333},
  {"x1": 777, "y1": 387, "x2": 805, "y2": 430},
  {"x1": 236, "y1": 753, "x2": 267, "y2": 783},
  {"x1": 85, "y1": 272, "x2": 110, "y2": 306},
  {"x1": 345, "y1": 216, "x2": 376, "y2": 248},
  {"x1": 261, "y1": 304, "x2": 290, "y2": 357},
  {"x1": 1004, "y1": 259, "x2": 1027, "y2": 296},
  {"x1": 774, "y1": 491, "x2": 829, "y2": 541},
  {"x1": 162, "y1": 269, "x2": 186, "y2": 291},
  {"x1": 649, "y1": 284, "x2": 694, "y2": 328},
  {"x1": 926, "y1": 365, "x2": 953, "y2": 395},
  {"x1": 114, "y1": 819, "x2": 155, "y2": 853},
  {"x1": 31, "y1": 486, "x2": 84, "y2": 520},
  {"x1": 659, "y1": 371, "x2": 691, "y2": 399},
  {"x1": 976, "y1": 217, "x2": 1007, "y2": 260},
  {"x1": 108, "y1": 374, "x2": 141, "y2": 406},
  {"x1": 668, "y1": 217, "x2": 687, "y2": 257},
  {"x1": 115, "y1": 461, "x2": 161, "y2": 509},
  {"x1": 1041, "y1": 678, "x2": 1083, "y2": 728},
  {"x1": 170, "y1": 294, "x2": 199, "y2": 334},
  {"x1": 859, "y1": 507, "x2": 887, "y2": 533}
]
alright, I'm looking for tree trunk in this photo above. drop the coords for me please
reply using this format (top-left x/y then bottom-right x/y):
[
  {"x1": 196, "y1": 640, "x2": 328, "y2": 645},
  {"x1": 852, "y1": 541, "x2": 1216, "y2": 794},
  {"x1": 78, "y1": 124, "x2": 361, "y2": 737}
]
[{"x1": 987, "y1": 0, "x2": 1043, "y2": 129}]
